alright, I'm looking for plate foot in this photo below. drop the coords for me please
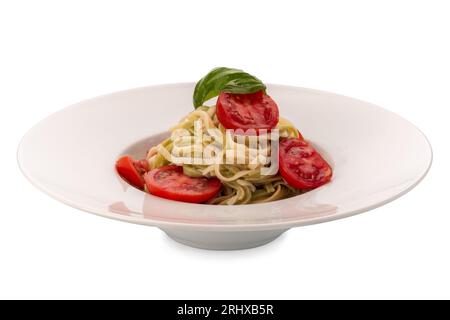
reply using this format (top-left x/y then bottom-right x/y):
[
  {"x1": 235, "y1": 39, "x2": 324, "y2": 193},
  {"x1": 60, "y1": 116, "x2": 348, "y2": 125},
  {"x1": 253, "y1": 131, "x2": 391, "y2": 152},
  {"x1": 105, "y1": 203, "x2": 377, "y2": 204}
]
[{"x1": 163, "y1": 228, "x2": 288, "y2": 250}]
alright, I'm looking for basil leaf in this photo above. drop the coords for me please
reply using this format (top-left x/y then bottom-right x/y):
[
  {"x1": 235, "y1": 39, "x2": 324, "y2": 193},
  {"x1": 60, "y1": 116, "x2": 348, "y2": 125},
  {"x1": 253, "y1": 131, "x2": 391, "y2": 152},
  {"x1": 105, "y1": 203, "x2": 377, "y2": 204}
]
[{"x1": 193, "y1": 67, "x2": 266, "y2": 108}]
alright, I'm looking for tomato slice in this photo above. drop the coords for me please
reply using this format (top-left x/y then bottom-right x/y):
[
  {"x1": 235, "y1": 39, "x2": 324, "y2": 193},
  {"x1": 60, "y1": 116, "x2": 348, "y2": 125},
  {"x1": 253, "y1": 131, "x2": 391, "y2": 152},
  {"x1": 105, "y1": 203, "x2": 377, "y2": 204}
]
[
  {"x1": 144, "y1": 165, "x2": 222, "y2": 203},
  {"x1": 115, "y1": 156, "x2": 147, "y2": 190},
  {"x1": 279, "y1": 138, "x2": 332, "y2": 189},
  {"x1": 216, "y1": 90, "x2": 279, "y2": 133}
]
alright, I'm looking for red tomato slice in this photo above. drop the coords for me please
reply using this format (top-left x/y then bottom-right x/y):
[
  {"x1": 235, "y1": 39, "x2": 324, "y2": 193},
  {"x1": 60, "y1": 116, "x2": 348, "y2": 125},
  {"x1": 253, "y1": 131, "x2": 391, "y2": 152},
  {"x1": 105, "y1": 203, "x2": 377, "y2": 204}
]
[
  {"x1": 144, "y1": 165, "x2": 222, "y2": 203},
  {"x1": 279, "y1": 138, "x2": 332, "y2": 189},
  {"x1": 115, "y1": 156, "x2": 147, "y2": 190},
  {"x1": 216, "y1": 91, "x2": 279, "y2": 133}
]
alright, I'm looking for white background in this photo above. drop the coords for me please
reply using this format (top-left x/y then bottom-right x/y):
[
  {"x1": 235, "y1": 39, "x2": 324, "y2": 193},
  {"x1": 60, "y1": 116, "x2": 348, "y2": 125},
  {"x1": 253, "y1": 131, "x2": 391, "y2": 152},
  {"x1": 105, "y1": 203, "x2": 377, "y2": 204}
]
[{"x1": 1, "y1": 0, "x2": 449, "y2": 299}]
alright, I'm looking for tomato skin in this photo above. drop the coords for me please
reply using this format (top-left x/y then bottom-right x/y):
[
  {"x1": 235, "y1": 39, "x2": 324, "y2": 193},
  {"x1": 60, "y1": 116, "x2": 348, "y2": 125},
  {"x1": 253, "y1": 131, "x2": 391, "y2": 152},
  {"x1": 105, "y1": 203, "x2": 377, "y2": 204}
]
[
  {"x1": 279, "y1": 138, "x2": 332, "y2": 189},
  {"x1": 216, "y1": 91, "x2": 279, "y2": 133},
  {"x1": 144, "y1": 165, "x2": 222, "y2": 203},
  {"x1": 115, "y1": 156, "x2": 146, "y2": 190}
]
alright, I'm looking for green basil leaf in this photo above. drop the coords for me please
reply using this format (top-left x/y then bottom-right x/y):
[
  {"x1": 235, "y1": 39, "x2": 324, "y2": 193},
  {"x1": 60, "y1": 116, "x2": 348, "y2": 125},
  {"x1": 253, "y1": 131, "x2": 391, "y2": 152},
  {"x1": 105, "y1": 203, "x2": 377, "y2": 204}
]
[{"x1": 193, "y1": 67, "x2": 266, "y2": 108}]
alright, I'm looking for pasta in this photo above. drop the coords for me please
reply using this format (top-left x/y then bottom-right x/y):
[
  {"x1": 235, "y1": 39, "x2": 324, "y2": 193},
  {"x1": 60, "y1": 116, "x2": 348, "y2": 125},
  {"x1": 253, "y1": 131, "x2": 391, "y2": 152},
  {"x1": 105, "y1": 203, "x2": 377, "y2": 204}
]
[
  {"x1": 146, "y1": 106, "x2": 304, "y2": 205},
  {"x1": 115, "y1": 67, "x2": 332, "y2": 205}
]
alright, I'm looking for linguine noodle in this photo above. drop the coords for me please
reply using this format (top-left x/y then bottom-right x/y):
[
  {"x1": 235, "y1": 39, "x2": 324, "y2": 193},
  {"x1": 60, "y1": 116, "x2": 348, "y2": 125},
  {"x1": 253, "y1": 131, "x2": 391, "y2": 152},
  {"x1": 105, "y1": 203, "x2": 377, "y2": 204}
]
[{"x1": 146, "y1": 106, "x2": 304, "y2": 205}]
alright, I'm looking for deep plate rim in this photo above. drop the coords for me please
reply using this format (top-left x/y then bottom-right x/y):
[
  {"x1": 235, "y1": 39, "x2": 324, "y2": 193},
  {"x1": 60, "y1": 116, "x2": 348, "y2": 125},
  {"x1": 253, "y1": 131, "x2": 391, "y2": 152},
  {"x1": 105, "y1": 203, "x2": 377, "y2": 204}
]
[{"x1": 17, "y1": 82, "x2": 433, "y2": 231}]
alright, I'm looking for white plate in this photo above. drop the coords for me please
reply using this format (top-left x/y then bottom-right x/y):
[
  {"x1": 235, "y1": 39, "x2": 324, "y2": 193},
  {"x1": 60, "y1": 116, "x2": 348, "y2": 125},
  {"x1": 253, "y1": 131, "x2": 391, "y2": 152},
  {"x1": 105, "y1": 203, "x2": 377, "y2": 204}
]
[{"x1": 18, "y1": 83, "x2": 432, "y2": 250}]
